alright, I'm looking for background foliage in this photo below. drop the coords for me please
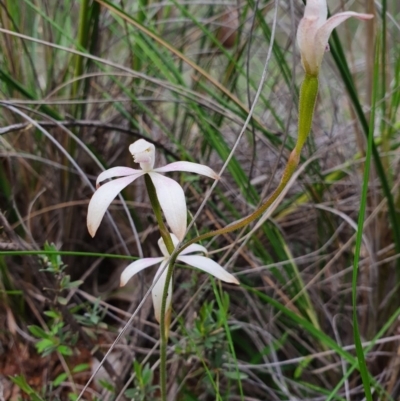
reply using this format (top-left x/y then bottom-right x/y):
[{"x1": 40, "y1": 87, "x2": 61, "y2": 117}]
[{"x1": 0, "y1": 0, "x2": 399, "y2": 400}]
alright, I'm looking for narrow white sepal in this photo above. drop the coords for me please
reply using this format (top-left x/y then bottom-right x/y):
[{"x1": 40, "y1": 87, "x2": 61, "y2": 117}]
[
  {"x1": 120, "y1": 257, "x2": 164, "y2": 286},
  {"x1": 315, "y1": 12, "x2": 374, "y2": 68},
  {"x1": 155, "y1": 161, "x2": 219, "y2": 180},
  {"x1": 87, "y1": 175, "x2": 139, "y2": 237},
  {"x1": 96, "y1": 167, "x2": 142, "y2": 187},
  {"x1": 177, "y1": 255, "x2": 239, "y2": 285},
  {"x1": 152, "y1": 261, "x2": 173, "y2": 323},
  {"x1": 180, "y1": 243, "x2": 208, "y2": 256}
]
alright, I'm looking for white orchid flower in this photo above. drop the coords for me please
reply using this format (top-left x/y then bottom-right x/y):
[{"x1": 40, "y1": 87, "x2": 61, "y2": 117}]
[
  {"x1": 87, "y1": 139, "x2": 218, "y2": 240},
  {"x1": 120, "y1": 234, "x2": 239, "y2": 322},
  {"x1": 297, "y1": 0, "x2": 373, "y2": 76}
]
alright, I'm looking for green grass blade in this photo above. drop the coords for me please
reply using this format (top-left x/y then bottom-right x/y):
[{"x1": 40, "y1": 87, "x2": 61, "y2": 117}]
[
  {"x1": 349, "y1": 36, "x2": 381, "y2": 401},
  {"x1": 329, "y1": 27, "x2": 400, "y2": 271}
]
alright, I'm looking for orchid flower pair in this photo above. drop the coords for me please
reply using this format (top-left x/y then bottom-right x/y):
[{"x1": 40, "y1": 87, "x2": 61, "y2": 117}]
[
  {"x1": 297, "y1": 0, "x2": 373, "y2": 76},
  {"x1": 87, "y1": 139, "x2": 238, "y2": 322},
  {"x1": 86, "y1": 0, "x2": 373, "y2": 326}
]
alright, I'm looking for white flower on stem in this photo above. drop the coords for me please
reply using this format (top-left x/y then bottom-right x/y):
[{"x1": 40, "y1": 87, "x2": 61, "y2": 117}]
[
  {"x1": 87, "y1": 139, "x2": 218, "y2": 240},
  {"x1": 120, "y1": 234, "x2": 239, "y2": 322},
  {"x1": 297, "y1": 0, "x2": 373, "y2": 76}
]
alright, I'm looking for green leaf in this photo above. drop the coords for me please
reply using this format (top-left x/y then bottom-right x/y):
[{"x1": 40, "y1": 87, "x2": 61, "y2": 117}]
[
  {"x1": 67, "y1": 280, "x2": 84, "y2": 289},
  {"x1": 294, "y1": 356, "x2": 312, "y2": 379},
  {"x1": 28, "y1": 325, "x2": 49, "y2": 339},
  {"x1": 60, "y1": 275, "x2": 71, "y2": 288},
  {"x1": 53, "y1": 373, "x2": 68, "y2": 387},
  {"x1": 349, "y1": 35, "x2": 381, "y2": 401},
  {"x1": 223, "y1": 371, "x2": 248, "y2": 380},
  {"x1": 72, "y1": 363, "x2": 90, "y2": 373},
  {"x1": 57, "y1": 345, "x2": 73, "y2": 356},
  {"x1": 9, "y1": 375, "x2": 45, "y2": 400},
  {"x1": 141, "y1": 364, "x2": 153, "y2": 386},
  {"x1": 36, "y1": 338, "x2": 56, "y2": 354},
  {"x1": 57, "y1": 296, "x2": 68, "y2": 305},
  {"x1": 43, "y1": 310, "x2": 60, "y2": 319},
  {"x1": 98, "y1": 379, "x2": 114, "y2": 392},
  {"x1": 9, "y1": 375, "x2": 33, "y2": 393}
]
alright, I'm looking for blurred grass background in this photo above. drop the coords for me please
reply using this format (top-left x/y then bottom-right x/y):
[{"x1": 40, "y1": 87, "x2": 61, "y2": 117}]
[{"x1": 0, "y1": 0, "x2": 400, "y2": 400}]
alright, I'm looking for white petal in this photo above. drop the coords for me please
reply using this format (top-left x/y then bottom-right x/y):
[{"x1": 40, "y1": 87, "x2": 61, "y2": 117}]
[
  {"x1": 297, "y1": 17, "x2": 320, "y2": 75},
  {"x1": 177, "y1": 255, "x2": 239, "y2": 284},
  {"x1": 87, "y1": 175, "x2": 138, "y2": 237},
  {"x1": 96, "y1": 167, "x2": 142, "y2": 187},
  {"x1": 120, "y1": 257, "x2": 164, "y2": 286},
  {"x1": 148, "y1": 172, "x2": 187, "y2": 241},
  {"x1": 180, "y1": 243, "x2": 208, "y2": 256},
  {"x1": 314, "y1": 12, "x2": 373, "y2": 69},
  {"x1": 155, "y1": 161, "x2": 219, "y2": 180},
  {"x1": 152, "y1": 261, "x2": 173, "y2": 323}
]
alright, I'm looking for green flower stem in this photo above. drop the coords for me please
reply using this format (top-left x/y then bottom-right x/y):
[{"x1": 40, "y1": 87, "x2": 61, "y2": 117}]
[
  {"x1": 159, "y1": 259, "x2": 175, "y2": 401},
  {"x1": 144, "y1": 174, "x2": 175, "y2": 401},
  {"x1": 179, "y1": 74, "x2": 319, "y2": 254},
  {"x1": 295, "y1": 74, "x2": 319, "y2": 153}
]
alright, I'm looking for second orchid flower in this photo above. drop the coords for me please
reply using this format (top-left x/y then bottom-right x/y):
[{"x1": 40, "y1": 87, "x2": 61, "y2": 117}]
[
  {"x1": 297, "y1": 0, "x2": 373, "y2": 76},
  {"x1": 120, "y1": 234, "x2": 239, "y2": 323}
]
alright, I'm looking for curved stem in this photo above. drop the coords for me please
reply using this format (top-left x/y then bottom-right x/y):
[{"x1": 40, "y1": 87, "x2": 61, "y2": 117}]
[
  {"x1": 178, "y1": 74, "x2": 319, "y2": 254},
  {"x1": 179, "y1": 151, "x2": 298, "y2": 252}
]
